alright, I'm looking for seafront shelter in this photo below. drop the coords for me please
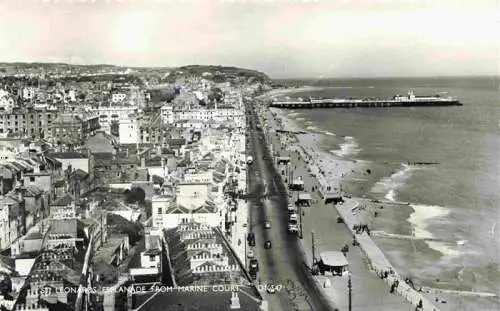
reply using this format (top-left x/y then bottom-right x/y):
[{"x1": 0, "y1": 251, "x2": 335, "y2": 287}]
[
  {"x1": 296, "y1": 193, "x2": 312, "y2": 206},
  {"x1": 323, "y1": 193, "x2": 344, "y2": 205},
  {"x1": 318, "y1": 251, "x2": 349, "y2": 276},
  {"x1": 289, "y1": 179, "x2": 304, "y2": 191}
]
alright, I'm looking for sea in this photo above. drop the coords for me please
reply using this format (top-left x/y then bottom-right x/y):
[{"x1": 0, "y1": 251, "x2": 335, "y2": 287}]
[{"x1": 275, "y1": 76, "x2": 499, "y2": 311}]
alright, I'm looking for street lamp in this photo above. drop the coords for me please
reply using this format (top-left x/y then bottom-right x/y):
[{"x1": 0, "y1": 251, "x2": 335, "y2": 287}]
[
  {"x1": 348, "y1": 271, "x2": 352, "y2": 311},
  {"x1": 244, "y1": 232, "x2": 247, "y2": 268},
  {"x1": 298, "y1": 201, "x2": 303, "y2": 239}
]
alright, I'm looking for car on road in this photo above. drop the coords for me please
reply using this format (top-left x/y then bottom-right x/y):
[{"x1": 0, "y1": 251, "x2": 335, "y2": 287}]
[
  {"x1": 266, "y1": 283, "x2": 276, "y2": 294},
  {"x1": 288, "y1": 224, "x2": 299, "y2": 235},
  {"x1": 264, "y1": 221, "x2": 271, "y2": 229},
  {"x1": 249, "y1": 259, "x2": 259, "y2": 271},
  {"x1": 249, "y1": 269, "x2": 258, "y2": 280},
  {"x1": 264, "y1": 240, "x2": 272, "y2": 249},
  {"x1": 247, "y1": 233, "x2": 256, "y2": 247},
  {"x1": 247, "y1": 249, "x2": 254, "y2": 258}
]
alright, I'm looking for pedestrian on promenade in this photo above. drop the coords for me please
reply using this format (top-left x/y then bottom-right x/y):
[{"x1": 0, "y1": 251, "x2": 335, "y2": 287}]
[{"x1": 415, "y1": 299, "x2": 423, "y2": 311}]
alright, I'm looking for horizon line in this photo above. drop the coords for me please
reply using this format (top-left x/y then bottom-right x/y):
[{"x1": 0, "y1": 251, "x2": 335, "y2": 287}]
[{"x1": 0, "y1": 61, "x2": 497, "y2": 81}]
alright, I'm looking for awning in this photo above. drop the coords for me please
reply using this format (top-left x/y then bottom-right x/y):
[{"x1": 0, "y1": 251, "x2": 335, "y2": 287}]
[{"x1": 320, "y1": 251, "x2": 348, "y2": 267}]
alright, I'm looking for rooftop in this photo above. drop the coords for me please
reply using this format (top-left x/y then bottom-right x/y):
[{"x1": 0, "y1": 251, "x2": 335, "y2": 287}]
[
  {"x1": 93, "y1": 234, "x2": 129, "y2": 281},
  {"x1": 48, "y1": 152, "x2": 87, "y2": 159},
  {"x1": 136, "y1": 286, "x2": 262, "y2": 311}
]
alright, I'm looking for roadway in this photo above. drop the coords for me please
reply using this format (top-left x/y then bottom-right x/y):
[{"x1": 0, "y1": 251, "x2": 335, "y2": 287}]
[{"x1": 245, "y1": 102, "x2": 334, "y2": 311}]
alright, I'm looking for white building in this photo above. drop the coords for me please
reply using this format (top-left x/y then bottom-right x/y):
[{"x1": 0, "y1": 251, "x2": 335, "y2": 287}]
[
  {"x1": 22, "y1": 87, "x2": 37, "y2": 100},
  {"x1": 111, "y1": 93, "x2": 127, "y2": 104},
  {"x1": 160, "y1": 105, "x2": 174, "y2": 124},
  {"x1": 184, "y1": 170, "x2": 213, "y2": 183},
  {"x1": 118, "y1": 118, "x2": 139, "y2": 144},
  {"x1": 152, "y1": 187, "x2": 221, "y2": 229},
  {"x1": 0, "y1": 144, "x2": 18, "y2": 163},
  {"x1": 50, "y1": 153, "x2": 90, "y2": 173},
  {"x1": 87, "y1": 106, "x2": 137, "y2": 135},
  {"x1": 170, "y1": 108, "x2": 244, "y2": 124},
  {"x1": 0, "y1": 90, "x2": 15, "y2": 113},
  {"x1": 66, "y1": 89, "x2": 77, "y2": 102},
  {"x1": 130, "y1": 228, "x2": 163, "y2": 278}
]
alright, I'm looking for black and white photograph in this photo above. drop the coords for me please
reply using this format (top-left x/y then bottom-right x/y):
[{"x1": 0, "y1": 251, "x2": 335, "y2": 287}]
[{"x1": 0, "y1": 0, "x2": 497, "y2": 310}]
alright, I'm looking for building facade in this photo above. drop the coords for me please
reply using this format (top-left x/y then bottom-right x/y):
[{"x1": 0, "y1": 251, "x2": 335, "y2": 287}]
[
  {"x1": 0, "y1": 107, "x2": 55, "y2": 139},
  {"x1": 50, "y1": 113, "x2": 100, "y2": 147}
]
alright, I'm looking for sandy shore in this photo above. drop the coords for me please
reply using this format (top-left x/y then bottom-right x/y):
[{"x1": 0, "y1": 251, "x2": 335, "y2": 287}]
[{"x1": 269, "y1": 106, "x2": 365, "y2": 197}]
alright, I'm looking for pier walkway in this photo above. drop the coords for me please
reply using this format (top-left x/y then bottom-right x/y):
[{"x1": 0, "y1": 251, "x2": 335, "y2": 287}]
[{"x1": 270, "y1": 99, "x2": 461, "y2": 109}]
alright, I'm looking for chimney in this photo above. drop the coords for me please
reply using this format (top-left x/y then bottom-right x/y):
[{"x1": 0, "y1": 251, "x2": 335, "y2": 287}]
[
  {"x1": 126, "y1": 148, "x2": 129, "y2": 158},
  {"x1": 18, "y1": 187, "x2": 24, "y2": 203}
]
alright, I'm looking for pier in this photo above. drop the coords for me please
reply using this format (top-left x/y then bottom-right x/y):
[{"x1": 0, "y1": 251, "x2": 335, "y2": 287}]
[{"x1": 269, "y1": 99, "x2": 462, "y2": 109}]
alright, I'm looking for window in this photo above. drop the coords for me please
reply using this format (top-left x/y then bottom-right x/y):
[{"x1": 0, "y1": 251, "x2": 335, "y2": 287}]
[
  {"x1": 149, "y1": 255, "x2": 156, "y2": 261},
  {"x1": 157, "y1": 208, "x2": 162, "y2": 214}
]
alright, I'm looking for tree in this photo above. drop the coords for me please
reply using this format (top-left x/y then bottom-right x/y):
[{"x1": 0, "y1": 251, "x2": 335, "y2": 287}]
[
  {"x1": 124, "y1": 187, "x2": 145, "y2": 205},
  {"x1": 0, "y1": 273, "x2": 12, "y2": 296}
]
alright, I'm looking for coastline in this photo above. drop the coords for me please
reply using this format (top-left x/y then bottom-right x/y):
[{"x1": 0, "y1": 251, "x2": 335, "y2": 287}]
[
  {"x1": 257, "y1": 88, "x2": 444, "y2": 311},
  {"x1": 255, "y1": 86, "x2": 324, "y2": 100}
]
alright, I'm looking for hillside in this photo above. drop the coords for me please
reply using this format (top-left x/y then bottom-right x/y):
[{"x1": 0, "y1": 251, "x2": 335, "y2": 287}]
[{"x1": 0, "y1": 62, "x2": 272, "y2": 84}]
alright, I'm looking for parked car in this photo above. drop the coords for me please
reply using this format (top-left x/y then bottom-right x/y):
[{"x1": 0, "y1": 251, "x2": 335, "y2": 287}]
[
  {"x1": 264, "y1": 240, "x2": 272, "y2": 249},
  {"x1": 247, "y1": 233, "x2": 256, "y2": 247},
  {"x1": 249, "y1": 259, "x2": 259, "y2": 271},
  {"x1": 247, "y1": 249, "x2": 254, "y2": 258},
  {"x1": 249, "y1": 269, "x2": 257, "y2": 280},
  {"x1": 288, "y1": 222, "x2": 299, "y2": 232}
]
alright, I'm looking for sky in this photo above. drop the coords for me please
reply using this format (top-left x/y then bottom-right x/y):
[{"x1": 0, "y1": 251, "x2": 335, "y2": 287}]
[{"x1": 0, "y1": 0, "x2": 498, "y2": 78}]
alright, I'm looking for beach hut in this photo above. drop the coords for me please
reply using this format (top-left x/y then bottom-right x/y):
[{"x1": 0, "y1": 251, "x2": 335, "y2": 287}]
[
  {"x1": 318, "y1": 251, "x2": 349, "y2": 276},
  {"x1": 296, "y1": 193, "x2": 312, "y2": 207}
]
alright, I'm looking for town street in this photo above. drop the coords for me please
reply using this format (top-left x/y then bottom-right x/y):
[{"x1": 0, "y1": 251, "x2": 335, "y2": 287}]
[{"x1": 245, "y1": 102, "x2": 334, "y2": 311}]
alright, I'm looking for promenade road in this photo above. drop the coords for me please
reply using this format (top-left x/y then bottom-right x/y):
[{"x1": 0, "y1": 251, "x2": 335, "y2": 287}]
[
  {"x1": 262, "y1": 107, "x2": 411, "y2": 311},
  {"x1": 246, "y1": 103, "x2": 333, "y2": 311}
]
